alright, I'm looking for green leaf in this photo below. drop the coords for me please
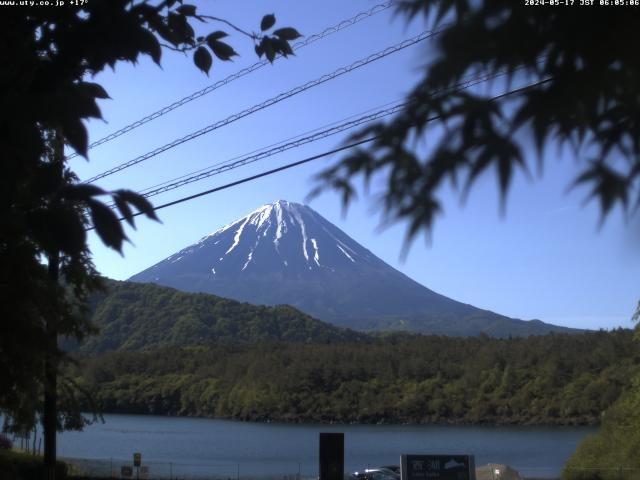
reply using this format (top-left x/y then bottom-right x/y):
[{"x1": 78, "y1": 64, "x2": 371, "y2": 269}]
[
  {"x1": 273, "y1": 27, "x2": 301, "y2": 41},
  {"x1": 193, "y1": 46, "x2": 212, "y2": 74},
  {"x1": 260, "y1": 14, "x2": 276, "y2": 32},
  {"x1": 208, "y1": 40, "x2": 237, "y2": 61},
  {"x1": 87, "y1": 199, "x2": 127, "y2": 253}
]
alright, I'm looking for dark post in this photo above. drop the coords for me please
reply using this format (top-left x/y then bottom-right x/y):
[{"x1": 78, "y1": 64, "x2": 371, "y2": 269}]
[
  {"x1": 319, "y1": 433, "x2": 344, "y2": 480},
  {"x1": 44, "y1": 249, "x2": 59, "y2": 480},
  {"x1": 44, "y1": 129, "x2": 64, "y2": 480}
]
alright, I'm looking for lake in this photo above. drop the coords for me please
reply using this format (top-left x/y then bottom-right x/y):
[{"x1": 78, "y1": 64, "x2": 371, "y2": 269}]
[{"x1": 53, "y1": 414, "x2": 596, "y2": 479}]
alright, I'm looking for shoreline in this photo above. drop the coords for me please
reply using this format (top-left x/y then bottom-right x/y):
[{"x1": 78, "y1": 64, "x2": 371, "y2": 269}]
[{"x1": 85, "y1": 409, "x2": 602, "y2": 428}]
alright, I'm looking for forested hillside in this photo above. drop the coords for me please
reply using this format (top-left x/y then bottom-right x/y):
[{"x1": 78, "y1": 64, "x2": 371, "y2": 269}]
[
  {"x1": 72, "y1": 329, "x2": 639, "y2": 425},
  {"x1": 74, "y1": 280, "x2": 364, "y2": 352}
]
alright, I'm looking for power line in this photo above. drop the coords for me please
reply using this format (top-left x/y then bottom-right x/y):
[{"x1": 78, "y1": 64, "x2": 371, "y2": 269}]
[
  {"x1": 88, "y1": 137, "x2": 380, "y2": 231},
  {"x1": 132, "y1": 69, "x2": 508, "y2": 201},
  {"x1": 88, "y1": 77, "x2": 552, "y2": 230},
  {"x1": 85, "y1": 27, "x2": 446, "y2": 184},
  {"x1": 66, "y1": 1, "x2": 395, "y2": 160},
  {"x1": 139, "y1": 105, "x2": 403, "y2": 198},
  {"x1": 136, "y1": 98, "x2": 404, "y2": 194}
]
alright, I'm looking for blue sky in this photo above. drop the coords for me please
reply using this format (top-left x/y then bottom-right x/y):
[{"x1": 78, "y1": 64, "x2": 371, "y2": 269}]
[{"x1": 70, "y1": 0, "x2": 639, "y2": 330}]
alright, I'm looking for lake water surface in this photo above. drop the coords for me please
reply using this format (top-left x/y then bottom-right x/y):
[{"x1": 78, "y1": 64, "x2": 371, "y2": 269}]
[{"x1": 55, "y1": 414, "x2": 596, "y2": 479}]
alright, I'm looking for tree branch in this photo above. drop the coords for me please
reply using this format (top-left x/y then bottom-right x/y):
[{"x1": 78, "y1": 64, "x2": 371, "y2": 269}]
[
  {"x1": 159, "y1": 42, "x2": 192, "y2": 53},
  {"x1": 197, "y1": 15, "x2": 255, "y2": 39}
]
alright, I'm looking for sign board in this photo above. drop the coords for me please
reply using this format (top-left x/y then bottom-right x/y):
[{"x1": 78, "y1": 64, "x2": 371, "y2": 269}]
[
  {"x1": 401, "y1": 455, "x2": 476, "y2": 480},
  {"x1": 139, "y1": 465, "x2": 150, "y2": 479},
  {"x1": 120, "y1": 466, "x2": 133, "y2": 478},
  {"x1": 133, "y1": 452, "x2": 142, "y2": 467}
]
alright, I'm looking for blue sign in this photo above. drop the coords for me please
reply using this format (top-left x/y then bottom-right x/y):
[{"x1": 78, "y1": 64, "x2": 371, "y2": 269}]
[{"x1": 401, "y1": 455, "x2": 475, "y2": 480}]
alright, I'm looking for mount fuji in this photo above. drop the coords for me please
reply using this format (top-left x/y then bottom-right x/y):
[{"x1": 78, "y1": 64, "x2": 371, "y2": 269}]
[{"x1": 129, "y1": 200, "x2": 576, "y2": 337}]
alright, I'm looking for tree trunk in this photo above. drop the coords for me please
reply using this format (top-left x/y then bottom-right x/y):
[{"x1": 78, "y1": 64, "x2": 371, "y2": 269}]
[{"x1": 44, "y1": 250, "x2": 59, "y2": 480}]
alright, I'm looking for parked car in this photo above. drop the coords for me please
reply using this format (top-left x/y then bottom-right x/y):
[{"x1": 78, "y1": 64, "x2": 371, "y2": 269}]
[
  {"x1": 350, "y1": 468, "x2": 400, "y2": 480},
  {"x1": 379, "y1": 466, "x2": 400, "y2": 475}
]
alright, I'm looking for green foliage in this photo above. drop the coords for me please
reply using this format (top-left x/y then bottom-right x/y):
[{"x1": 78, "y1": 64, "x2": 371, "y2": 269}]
[
  {"x1": 562, "y1": 375, "x2": 640, "y2": 480},
  {"x1": 312, "y1": 1, "x2": 640, "y2": 244},
  {"x1": 73, "y1": 329, "x2": 639, "y2": 425},
  {"x1": 0, "y1": 0, "x2": 298, "y2": 434},
  {"x1": 74, "y1": 280, "x2": 364, "y2": 352}
]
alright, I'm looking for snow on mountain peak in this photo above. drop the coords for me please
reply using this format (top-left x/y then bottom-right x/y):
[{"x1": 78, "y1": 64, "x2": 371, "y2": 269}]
[{"x1": 172, "y1": 200, "x2": 379, "y2": 277}]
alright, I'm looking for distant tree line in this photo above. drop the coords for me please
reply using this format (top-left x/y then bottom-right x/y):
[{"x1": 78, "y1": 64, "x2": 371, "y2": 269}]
[{"x1": 71, "y1": 329, "x2": 639, "y2": 425}]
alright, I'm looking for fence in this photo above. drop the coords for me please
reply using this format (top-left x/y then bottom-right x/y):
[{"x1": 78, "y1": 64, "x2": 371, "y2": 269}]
[
  {"x1": 63, "y1": 457, "x2": 317, "y2": 480},
  {"x1": 62, "y1": 459, "x2": 640, "y2": 480}
]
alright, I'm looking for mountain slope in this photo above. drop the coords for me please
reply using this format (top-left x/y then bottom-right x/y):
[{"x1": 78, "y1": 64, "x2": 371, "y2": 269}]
[
  {"x1": 76, "y1": 279, "x2": 364, "y2": 352},
  {"x1": 129, "y1": 200, "x2": 578, "y2": 337}
]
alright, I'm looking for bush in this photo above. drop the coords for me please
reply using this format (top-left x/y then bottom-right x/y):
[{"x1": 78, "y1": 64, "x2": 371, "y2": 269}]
[
  {"x1": 0, "y1": 434, "x2": 12, "y2": 450},
  {"x1": 0, "y1": 450, "x2": 68, "y2": 480},
  {"x1": 562, "y1": 376, "x2": 640, "y2": 480}
]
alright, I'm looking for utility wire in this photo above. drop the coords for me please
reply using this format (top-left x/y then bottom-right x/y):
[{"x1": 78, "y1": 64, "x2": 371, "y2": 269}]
[
  {"x1": 139, "y1": 106, "x2": 402, "y2": 198},
  {"x1": 66, "y1": 1, "x2": 395, "y2": 160},
  {"x1": 134, "y1": 99, "x2": 402, "y2": 194},
  {"x1": 135, "y1": 62, "x2": 539, "y2": 196},
  {"x1": 88, "y1": 77, "x2": 552, "y2": 230},
  {"x1": 88, "y1": 137, "x2": 379, "y2": 231},
  {"x1": 86, "y1": 27, "x2": 446, "y2": 184},
  {"x1": 132, "y1": 69, "x2": 507, "y2": 201}
]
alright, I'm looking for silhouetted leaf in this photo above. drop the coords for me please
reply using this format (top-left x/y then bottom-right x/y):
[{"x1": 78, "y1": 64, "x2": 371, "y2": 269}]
[
  {"x1": 87, "y1": 199, "x2": 127, "y2": 252},
  {"x1": 137, "y1": 28, "x2": 162, "y2": 65},
  {"x1": 176, "y1": 4, "x2": 196, "y2": 16},
  {"x1": 572, "y1": 161, "x2": 629, "y2": 222},
  {"x1": 260, "y1": 38, "x2": 276, "y2": 63},
  {"x1": 208, "y1": 40, "x2": 237, "y2": 61},
  {"x1": 61, "y1": 184, "x2": 106, "y2": 201},
  {"x1": 114, "y1": 190, "x2": 159, "y2": 221},
  {"x1": 273, "y1": 27, "x2": 301, "y2": 41},
  {"x1": 149, "y1": 15, "x2": 180, "y2": 46},
  {"x1": 168, "y1": 12, "x2": 194, "y2": 40},
  {"x1": 206, "y1": 31, "x2": 227, "y2": 42},
  {"x1": 193, "y1": 46, "x2": 212, "y2": 74},
  {"x1": 114, "y1": 195, "x2": 135, "y2": 228},
  {"x1": 271, "y1": 37, "x2": 293, "y2": 57},
  {"x1": 260, "y1": 14, "x2": 276, "y2": 32},
  {"x1": 77, "y1": 82, "x2": 110, "y2": 100},
  {"x1": 62, "y1": 119, "x2": 88, "y2": 158}
]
